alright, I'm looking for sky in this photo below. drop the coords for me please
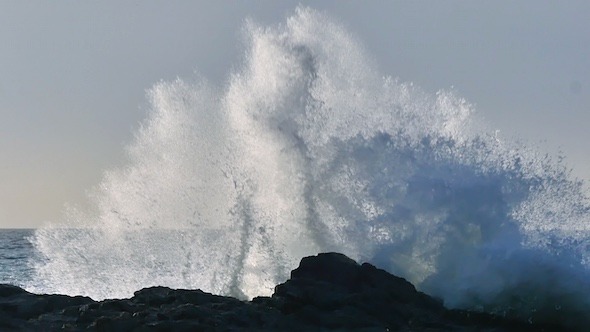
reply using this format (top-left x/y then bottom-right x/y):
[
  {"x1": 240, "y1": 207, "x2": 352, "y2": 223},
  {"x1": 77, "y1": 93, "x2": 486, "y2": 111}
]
[{"x1": 1, "y1": 1, "x2": 589, "y2": 228}]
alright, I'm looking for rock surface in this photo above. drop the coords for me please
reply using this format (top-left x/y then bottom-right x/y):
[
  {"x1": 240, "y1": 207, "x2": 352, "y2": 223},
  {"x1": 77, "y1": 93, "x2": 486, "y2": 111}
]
[{"x1": 0, "y1": 253, "x2": 568, "y2": 331}]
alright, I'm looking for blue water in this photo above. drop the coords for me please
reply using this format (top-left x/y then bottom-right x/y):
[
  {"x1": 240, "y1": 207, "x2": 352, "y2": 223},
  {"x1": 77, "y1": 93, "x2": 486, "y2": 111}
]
[
  {"x1": 0, "y1": 229, "x2": 34, "y2": 288},
  {"x1": 4, "y1": 6, "x2": 588, "y2": 328}
]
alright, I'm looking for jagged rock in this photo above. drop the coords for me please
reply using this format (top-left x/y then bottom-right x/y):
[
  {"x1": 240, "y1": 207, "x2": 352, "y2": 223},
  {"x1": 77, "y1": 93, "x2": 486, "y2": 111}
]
[
  {"x1": 270, "y1": 253, "x2": 445, "y2": 329},
  {"x1": 0, "y1": 253, "x2": 571, "y2": 331}
]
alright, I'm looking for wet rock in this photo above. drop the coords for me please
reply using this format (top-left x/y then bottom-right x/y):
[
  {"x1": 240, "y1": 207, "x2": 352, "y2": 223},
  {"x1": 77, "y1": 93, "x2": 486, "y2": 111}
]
[{"x1": 0, "y1": 253, "x2": 570, "y2": 331}]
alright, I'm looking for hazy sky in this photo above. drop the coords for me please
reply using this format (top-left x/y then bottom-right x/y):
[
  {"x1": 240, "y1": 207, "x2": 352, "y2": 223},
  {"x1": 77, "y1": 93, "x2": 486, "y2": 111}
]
[{"x1": 1, "y1": 1, "x2": 589, "y2": 228}]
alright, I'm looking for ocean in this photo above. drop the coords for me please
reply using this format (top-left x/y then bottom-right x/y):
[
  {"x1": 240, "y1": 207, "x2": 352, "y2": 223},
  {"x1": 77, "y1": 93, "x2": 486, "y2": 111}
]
[
  {"x1": 0, "y1": 229, "x2": 34, "y2": 288},
  {"x1": 2, "y1": 6, "x2": 589, "y2": 327}
]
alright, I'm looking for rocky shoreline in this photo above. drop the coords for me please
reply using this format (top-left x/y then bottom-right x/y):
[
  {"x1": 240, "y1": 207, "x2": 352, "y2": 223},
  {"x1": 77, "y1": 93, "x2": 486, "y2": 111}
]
[{"x1": 0, "y1": 253, "x2": 569, "y2": 331}]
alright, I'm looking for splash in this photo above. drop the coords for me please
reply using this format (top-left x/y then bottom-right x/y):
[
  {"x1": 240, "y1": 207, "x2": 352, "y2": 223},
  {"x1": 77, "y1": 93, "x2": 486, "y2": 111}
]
[{"x1": 29, "y1": 7, "x2": 590, "y2": 326}]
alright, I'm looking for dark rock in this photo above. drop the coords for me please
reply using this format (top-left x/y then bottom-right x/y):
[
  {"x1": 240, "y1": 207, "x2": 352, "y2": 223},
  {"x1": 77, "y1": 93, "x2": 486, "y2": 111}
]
[
  {"x1": 0, "y1": 253, "x2": 574, "y2": 331},
  {"x1": 0, "y1": 284, "x2": 29, "y2": 297}
]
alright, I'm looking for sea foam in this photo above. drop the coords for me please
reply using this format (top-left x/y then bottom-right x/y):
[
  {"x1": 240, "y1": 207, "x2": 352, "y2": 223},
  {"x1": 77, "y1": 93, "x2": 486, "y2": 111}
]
[{"x1": 29, "y1": 7, "x2": 590, "y2": 324}]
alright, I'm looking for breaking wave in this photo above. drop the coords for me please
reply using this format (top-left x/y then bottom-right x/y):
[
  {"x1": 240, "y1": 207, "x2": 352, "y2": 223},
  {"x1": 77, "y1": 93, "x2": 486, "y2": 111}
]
[{"x1": 28, "y1": 7, "x2": 590, "y2": 327}]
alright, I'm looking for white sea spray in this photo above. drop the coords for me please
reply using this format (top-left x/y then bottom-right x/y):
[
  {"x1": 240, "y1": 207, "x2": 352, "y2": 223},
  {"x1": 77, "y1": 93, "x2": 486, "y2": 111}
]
[{"x1": 29, "y1": 7, "x2": 590, "y2": 322}]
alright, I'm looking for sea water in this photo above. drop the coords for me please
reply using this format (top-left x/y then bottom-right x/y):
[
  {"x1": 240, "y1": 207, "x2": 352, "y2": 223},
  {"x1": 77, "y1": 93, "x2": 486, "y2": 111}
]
[
  {"x1": 0, "y1": 229, "x2": 34, "y2": 288},
  {"x1": 11, "y1": 6, "x2": 590, "y2": 326}
]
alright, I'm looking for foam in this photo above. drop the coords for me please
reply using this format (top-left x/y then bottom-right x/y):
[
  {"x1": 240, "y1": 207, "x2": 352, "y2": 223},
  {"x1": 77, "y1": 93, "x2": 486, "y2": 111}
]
[{"x1": 29, "y1": 7, "x2": 590, "y2": 324}]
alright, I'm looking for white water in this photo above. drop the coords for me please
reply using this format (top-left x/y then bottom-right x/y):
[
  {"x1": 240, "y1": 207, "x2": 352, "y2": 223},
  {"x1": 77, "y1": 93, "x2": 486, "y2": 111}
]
[{"x1": 29, "y1": 7, "x2": 590, "y2": 324}]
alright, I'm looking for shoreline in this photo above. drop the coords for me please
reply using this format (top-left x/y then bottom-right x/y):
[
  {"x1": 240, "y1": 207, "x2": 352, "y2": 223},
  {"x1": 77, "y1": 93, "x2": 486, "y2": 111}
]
[{"x1": 0, "y1": 253, "x2": 573, "y2": 331}]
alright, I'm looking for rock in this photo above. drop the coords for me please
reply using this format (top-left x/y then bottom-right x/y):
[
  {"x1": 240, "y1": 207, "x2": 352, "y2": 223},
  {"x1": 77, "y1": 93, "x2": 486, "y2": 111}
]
[
  {"x1": 0, "y1": 253, "x2": 573, "y2": 331},
  {"x1": 271, "y1": 253, "x2": 518, "y2": 331}
]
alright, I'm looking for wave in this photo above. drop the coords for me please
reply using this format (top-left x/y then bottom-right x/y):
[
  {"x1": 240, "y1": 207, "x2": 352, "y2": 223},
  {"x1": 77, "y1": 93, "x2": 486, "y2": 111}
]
[{"x1": 28, "y1": 6, "x2": 590, "y2": 326}]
